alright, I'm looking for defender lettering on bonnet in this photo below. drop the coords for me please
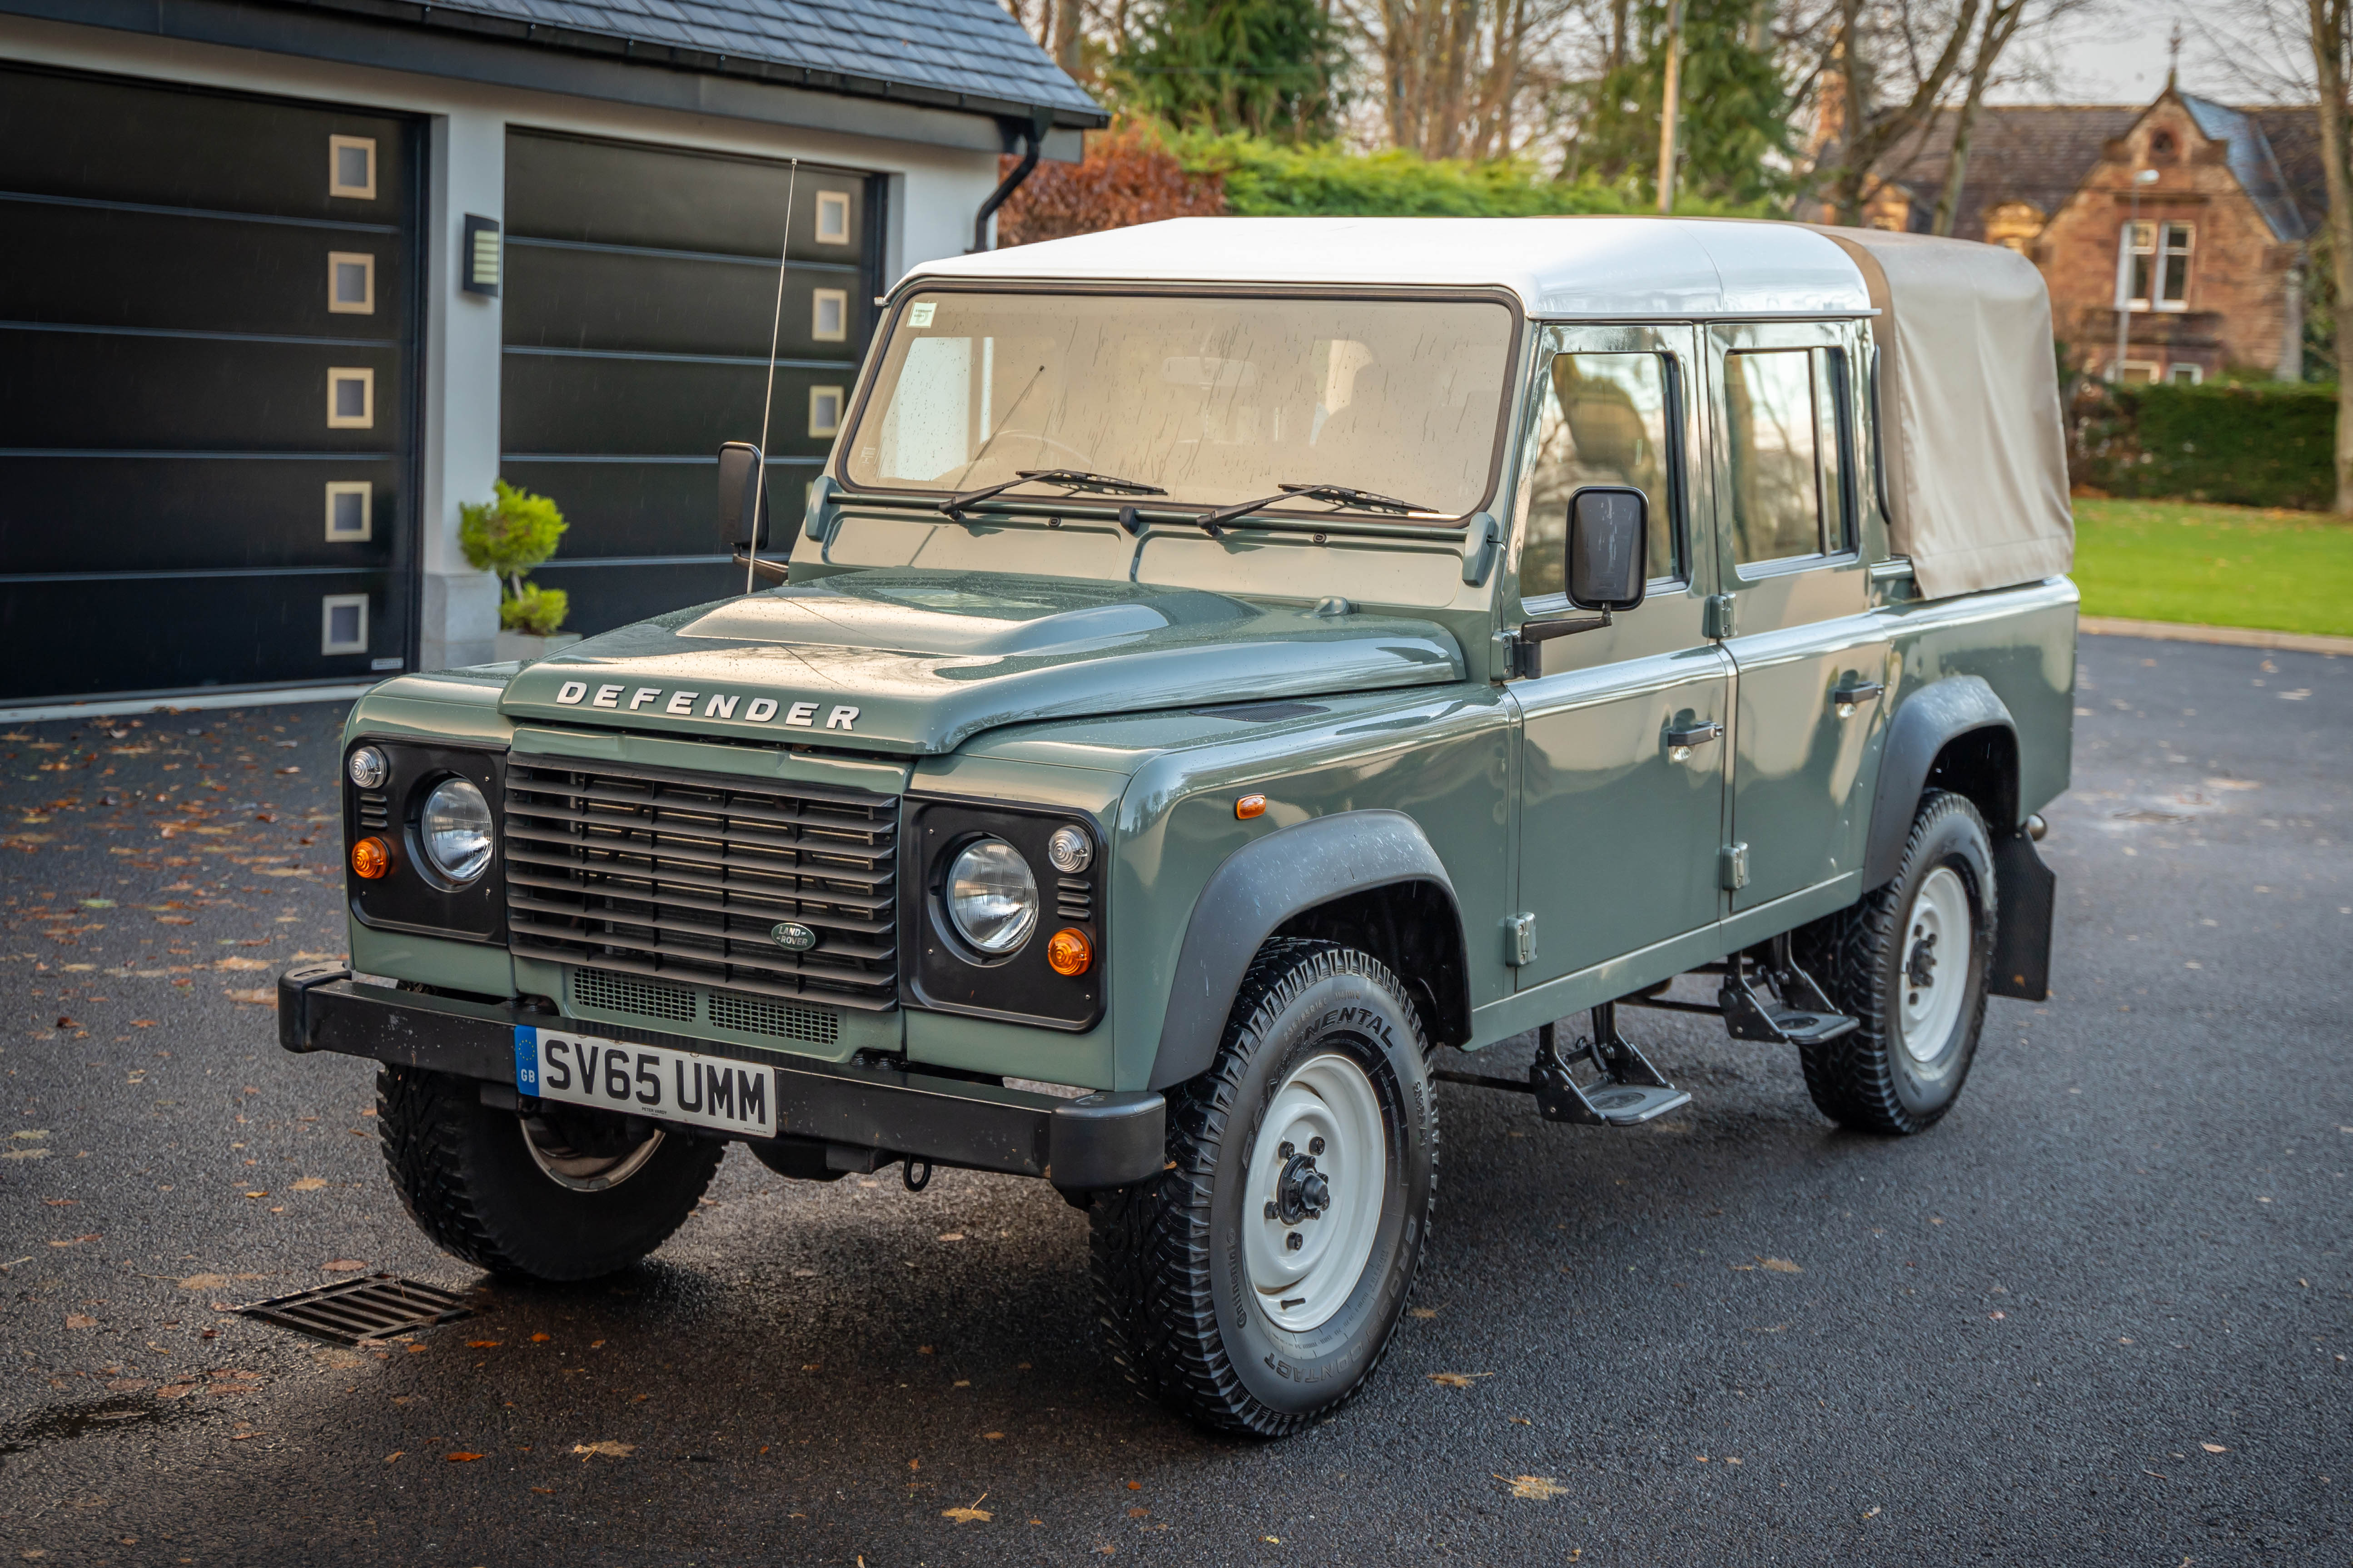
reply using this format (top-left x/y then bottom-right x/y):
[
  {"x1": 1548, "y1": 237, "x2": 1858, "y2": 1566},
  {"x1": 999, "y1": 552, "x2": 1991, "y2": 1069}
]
[{"x1": 552, "y1": 680, "x2": 857, "y2": 730}]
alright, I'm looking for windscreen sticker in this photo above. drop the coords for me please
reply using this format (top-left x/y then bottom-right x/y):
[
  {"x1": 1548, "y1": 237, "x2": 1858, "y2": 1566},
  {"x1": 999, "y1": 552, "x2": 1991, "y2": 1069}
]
[{"x1": 908, "y1": 302, "x2": 936, "y2": 327}]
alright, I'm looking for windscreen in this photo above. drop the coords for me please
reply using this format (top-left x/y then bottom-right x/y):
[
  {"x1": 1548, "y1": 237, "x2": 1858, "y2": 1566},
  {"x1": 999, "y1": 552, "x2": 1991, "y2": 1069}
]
[{"x1": 843, "y1": 290, "x2": 1516, "y2": 519}]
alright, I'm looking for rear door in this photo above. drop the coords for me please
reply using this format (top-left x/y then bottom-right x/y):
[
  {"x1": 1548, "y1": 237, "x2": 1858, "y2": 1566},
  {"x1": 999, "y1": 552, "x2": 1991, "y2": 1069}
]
[
  {"x1": 0, "y1": 63, "x2": 417, "y2": 705},
  {"x1": 1511, "y1": 324, "x2": 1731, "y2": 990},
  {"x1": 1707, "y1": 321, "x2": 1891, "y2": 917}
]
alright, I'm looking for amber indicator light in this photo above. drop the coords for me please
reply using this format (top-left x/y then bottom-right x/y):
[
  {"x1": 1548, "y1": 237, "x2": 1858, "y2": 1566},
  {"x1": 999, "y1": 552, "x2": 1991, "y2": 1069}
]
[
  {"x1": 1046, "y1": 926, "x2": 1093, "y2": 977},
  {"x1": 351, "y1": 836, "x2": 391, "y2": 879},
  {"x1": 1235, "y1": 794, "x2": 1268, "y2": 820}
]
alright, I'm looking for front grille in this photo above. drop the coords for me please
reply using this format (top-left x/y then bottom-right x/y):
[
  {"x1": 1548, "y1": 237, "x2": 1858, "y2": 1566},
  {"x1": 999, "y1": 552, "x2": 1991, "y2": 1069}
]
[
  {"x1": 504, "y1": 759, "x2": 899, "y2": 1012},
  {"x1": 572, "y1": 966, "x2": 696, "y2": 1023}
]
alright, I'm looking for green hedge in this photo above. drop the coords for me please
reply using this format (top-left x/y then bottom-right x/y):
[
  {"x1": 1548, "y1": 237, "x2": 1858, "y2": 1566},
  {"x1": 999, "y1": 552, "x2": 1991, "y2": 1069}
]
[
  {"x1": 2076, "y1": 380, "x2": 2338, "y2": 511},
  {"x1": 1169, "y1": 133, "x2": 1767, "y2": 218}
]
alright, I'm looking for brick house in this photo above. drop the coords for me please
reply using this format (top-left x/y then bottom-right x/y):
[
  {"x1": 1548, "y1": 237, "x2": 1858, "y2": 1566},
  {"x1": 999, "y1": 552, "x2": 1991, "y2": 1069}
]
[{"x1": 1862, "y1": 85, "x2": 2324, "y2": 385}]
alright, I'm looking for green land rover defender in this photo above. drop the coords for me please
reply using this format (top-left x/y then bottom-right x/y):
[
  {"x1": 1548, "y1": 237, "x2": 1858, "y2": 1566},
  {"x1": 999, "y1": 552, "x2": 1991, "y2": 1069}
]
[{"x1": 279, "y1": 216, "x2": 2077, "y2": 1435}]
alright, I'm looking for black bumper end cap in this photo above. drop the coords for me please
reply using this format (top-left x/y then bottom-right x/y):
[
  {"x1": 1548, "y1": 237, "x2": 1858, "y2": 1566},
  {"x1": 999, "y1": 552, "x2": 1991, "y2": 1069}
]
[
  {"x1": 1047, "y1": 1091, "x2": 1166, "y2": 1193},
  {"x1": 278, "y1": 963, "x2": 354, "y2": 1053}
]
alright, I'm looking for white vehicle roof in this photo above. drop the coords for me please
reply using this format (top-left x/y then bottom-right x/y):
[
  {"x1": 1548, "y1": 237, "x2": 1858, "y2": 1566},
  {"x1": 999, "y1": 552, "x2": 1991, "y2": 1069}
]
[
  {"x1": 911, "y1": 215, "x2": 1870, "y2": 319},
  {"x1": 908, "y1": 216, "x2": 2072, "y2": 599}
]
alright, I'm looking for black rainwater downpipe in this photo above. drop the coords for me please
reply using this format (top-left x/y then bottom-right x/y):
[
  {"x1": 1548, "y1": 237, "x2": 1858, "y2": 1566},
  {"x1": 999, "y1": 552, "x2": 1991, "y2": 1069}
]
[{"x1": 971, "y1": 110, "x2": 1052, "y2": 252}]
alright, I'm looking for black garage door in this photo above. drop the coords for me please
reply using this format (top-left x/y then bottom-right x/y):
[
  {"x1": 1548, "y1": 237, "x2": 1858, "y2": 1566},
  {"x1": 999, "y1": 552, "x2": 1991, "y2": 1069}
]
[
  {"x1": 0, "y1": 64, "x2": 417, "y2": 706},
  {"x1": 502, "y1": 130, "x2": 882, "y2": 633}
]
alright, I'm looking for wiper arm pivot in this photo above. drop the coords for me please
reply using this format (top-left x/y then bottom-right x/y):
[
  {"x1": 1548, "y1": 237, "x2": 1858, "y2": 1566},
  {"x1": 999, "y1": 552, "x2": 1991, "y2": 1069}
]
[
  {"x1": 1191, "y1": 481, "x2": 1433, "y2": 536},
  {"x1": 938, "y1": 468, "x2": 1166, "y2": 520}
]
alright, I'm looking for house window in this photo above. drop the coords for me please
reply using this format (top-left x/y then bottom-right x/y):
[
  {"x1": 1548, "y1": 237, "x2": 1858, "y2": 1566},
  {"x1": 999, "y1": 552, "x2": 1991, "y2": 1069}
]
[
  {"x1": 328, "y1": 252, "x2": 374, "y2": 314},
  {"x1": 321, "y1": 594, "x2": 369, "y2": 654},
  {"x1": 815, "y1": 190, "x2": 851, "y2": 245},
  {"x1": 2118, "y1": 221, "x2": 2193, "y2": 311},
  {"x1": 2113, "y1": 359, "x2": 2161, "y2": 384},
  {"x1": 327, "y1": 367, "x2": 374, "y2": 428},
  {"x1": 811, "y1": 288, "x2": 849, "y2": 342},
  {"x1": 328, "y1": 135, "x2": 377, "y2": 199},
  {"x1": 324, "y1": 481, "x2": 372, "y2": 541},
  {"x1": 809, "y1": 385, "x2": 845, "y2": 437},
  {"x1": 2168, "y1": 362, "x2": 2203, "y2": 385}
]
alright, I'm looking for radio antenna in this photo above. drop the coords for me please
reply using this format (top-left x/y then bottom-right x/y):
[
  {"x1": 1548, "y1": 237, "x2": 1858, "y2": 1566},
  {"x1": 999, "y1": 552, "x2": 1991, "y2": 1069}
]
[{"x1": 746, "y1": 157, "x2": 801, "y2": 594}]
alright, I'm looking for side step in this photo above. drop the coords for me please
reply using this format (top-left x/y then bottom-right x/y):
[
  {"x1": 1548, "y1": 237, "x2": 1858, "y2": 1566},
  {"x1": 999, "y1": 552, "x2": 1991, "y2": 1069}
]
[
  {"x1": 1622, "y1": 936, "x2": 1859, "y2": 1048},
  {"x1": 1434, "y1": 1003, "x2": 1691, "y2": 1128}
]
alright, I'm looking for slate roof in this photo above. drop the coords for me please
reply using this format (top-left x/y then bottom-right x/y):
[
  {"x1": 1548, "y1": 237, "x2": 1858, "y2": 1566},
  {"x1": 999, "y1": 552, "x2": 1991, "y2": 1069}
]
[
  {"x1": 2184, "y1": 94, "x2": 2310, "y2": 240},
  {"x1": 1872, "y1": 104, "x2": 2139, "y2": 240},
  {"x1": 281, "y1": 0, "x2": 1105, "y2": 126},
  {"x1": 1872, "y1": 95, "x2": 2323, "y2": 245}
]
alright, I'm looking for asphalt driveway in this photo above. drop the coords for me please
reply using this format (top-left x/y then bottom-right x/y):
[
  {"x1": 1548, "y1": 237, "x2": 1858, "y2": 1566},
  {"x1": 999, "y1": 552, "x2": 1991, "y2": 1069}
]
[{"x1": 1, "y1": 634, "x2": 2346, "y2": 1565}]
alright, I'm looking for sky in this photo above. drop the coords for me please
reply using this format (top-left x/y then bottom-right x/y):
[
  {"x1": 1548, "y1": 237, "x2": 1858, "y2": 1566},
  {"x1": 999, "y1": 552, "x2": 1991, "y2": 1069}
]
[{"x1": 2014, "y1": 4, "x2": 2302, "y2": 105}]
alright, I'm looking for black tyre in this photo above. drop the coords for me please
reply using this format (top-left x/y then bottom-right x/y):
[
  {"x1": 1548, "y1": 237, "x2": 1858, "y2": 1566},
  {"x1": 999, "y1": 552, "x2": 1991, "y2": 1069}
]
[
  {"x1": 1793, "y1": 789, "x2": 1998, "y2": 1134},
  {"x1": 1089, "y1": 940, "x2": 1437, "y2": 1436},
  {"x1": 376, "y1": 1066, "x2": 723, "y2": 1281}
]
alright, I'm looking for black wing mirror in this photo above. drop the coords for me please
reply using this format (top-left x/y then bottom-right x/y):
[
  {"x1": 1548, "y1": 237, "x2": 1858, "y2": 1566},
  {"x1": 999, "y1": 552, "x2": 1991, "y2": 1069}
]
[
  {"x1": 716, "y1": 441, "x2": 770, "y2": 551},
  {"x1": 1567, "y1": 486, "x2": 1647, "y2": 612}
]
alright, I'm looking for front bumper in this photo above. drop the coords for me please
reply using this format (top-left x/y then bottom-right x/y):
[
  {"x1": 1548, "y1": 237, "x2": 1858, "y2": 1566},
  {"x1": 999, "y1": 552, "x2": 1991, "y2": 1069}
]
[{"x1": 277, "y1": 964, "x2": 1164, "y2": 1193}]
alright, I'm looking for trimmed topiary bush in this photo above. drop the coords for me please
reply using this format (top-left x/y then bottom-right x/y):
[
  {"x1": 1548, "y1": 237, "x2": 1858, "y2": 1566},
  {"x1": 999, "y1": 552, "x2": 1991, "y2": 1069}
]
[{"x1": 2073, "y1": 380, "x2": 2337, "y2": 511}]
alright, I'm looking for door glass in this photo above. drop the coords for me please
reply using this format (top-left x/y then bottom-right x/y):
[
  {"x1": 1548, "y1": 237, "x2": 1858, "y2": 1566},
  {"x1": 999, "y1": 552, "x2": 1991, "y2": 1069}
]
[
  {"x1": 1724, "y1": 348, "x2": 1825, "y2": 566},
  {"x1": 1522, "y1": 352, "x2": 1677, "y2": 599}
]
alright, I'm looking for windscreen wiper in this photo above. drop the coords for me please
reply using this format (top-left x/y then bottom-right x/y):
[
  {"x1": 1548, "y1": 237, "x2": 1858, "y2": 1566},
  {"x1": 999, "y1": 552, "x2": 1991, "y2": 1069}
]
[
  {"x1": 937, "y1": 468, "x2": 1166, "y2": 521},
  {"x1": 1190, "y1": 481, "x2": 1432, "y2": 537}
]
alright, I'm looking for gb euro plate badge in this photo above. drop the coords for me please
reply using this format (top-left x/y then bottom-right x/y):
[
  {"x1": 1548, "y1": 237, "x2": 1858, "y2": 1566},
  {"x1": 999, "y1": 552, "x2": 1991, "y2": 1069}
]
[{"x1": 514, "y1": 1026, "x2": 775, "y2": 1138}]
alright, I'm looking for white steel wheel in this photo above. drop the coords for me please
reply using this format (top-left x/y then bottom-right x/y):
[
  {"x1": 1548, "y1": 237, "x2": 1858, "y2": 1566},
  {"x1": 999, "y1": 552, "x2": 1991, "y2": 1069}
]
[
  {"x1": 519, "y1": 1112, "x2": 665, "y2": 1192},
  {"x1": 1897, "y1": 865, "x2": 1972, "y2": 1069},
  {"x1": 1242, "y1": 1052, "x2": 1389, "y2": 1332}
]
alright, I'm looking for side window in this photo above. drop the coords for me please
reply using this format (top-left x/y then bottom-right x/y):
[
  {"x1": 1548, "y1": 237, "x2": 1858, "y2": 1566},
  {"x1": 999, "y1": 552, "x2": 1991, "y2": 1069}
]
[
  {"x1": 1522, "y1": 351, "x2": 1680, "y2": 600},
  {"x1": 1725, "y1": 346, "x2": 1849, "y2": 569}
]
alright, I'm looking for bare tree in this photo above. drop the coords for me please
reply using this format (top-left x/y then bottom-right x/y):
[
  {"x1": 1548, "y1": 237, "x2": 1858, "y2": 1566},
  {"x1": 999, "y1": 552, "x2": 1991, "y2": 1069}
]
[
  {"x1": 1811, "y1": 0, "x2": 1984, "y2": 225},
  {"x1": 1345, "y1": 0, "x2": 1585, "y2": 159},
  {"x1": 1928, "y1": 0, "x2": 2025, "y2": 233},
  {"x1": 2310, "y1": 0, "x2": 2353, "y2": 509}
]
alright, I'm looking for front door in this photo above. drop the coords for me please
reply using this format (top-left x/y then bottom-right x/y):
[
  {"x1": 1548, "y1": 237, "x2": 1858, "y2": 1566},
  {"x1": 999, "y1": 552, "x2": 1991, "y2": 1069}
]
[
  {"x1": 1706, "y1": 321, "x2": 1891, "y2": 917},
  {"x1": 1511, "y1": 324, "x2": 1730, "y2": 992}
]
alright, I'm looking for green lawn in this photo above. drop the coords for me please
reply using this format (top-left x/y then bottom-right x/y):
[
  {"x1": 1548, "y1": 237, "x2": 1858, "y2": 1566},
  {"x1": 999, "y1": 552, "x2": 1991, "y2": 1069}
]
[{"x1": 2071, "y1": 497, "x2": 2353, "y2": 637}]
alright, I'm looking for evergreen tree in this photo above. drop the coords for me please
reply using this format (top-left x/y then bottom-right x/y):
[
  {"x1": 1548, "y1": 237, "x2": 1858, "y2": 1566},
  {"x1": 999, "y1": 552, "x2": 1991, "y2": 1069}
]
[
  {"x1": 1567, "y1": 0, "x2": 1790, "y2": 208},
  {"x1": 1116, "y1": 0, "x2": 1345, "y2": 142}
]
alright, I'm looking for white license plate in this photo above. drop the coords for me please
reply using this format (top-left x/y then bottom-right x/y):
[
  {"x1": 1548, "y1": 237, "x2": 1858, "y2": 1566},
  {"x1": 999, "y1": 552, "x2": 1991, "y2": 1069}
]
[{"x1": 514, "y1": 1026, "x2": 776, "y2": 1138}]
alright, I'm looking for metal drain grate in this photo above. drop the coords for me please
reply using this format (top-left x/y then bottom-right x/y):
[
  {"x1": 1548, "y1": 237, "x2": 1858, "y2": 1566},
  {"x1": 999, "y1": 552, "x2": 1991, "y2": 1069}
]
[{"x1": 239, "y1": 1274, "x2": 473, "y2": 1345}]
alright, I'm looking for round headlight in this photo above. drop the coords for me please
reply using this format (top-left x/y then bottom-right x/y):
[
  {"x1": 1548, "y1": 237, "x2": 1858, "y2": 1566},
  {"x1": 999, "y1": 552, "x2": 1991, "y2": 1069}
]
[
  {"x1": 945, "y1": 838, "x2": 1038, "y2": 955},
  {"x1": 348, "y1": 745, "x2": 389, "y2": 789},
  {"x1": 1046, "y1": 824, "x2": 1093, "y2": 874},
  {"x1": 419, "y1": 777, "x2": 494, "y2": 884}
]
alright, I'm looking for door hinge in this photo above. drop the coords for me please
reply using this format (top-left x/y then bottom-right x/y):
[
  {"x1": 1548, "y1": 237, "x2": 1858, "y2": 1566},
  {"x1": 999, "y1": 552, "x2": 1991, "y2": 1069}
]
[
  {"x1": 1720, "y1": 843, "x2": 1750, "y2": 891},
  {"x1": 1704, "y1": 593, "x2": 1736, "y2": 640},
  {"x1": 1504, "y1": 912, "x2": 1537, "y2": 967}
]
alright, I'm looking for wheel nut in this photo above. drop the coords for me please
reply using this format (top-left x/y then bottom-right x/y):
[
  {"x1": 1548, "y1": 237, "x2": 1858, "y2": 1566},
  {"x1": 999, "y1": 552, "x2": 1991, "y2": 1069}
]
[
  {"x1": 1285, "y1": 1232, "x2": 1303, "y2": 1252},
  {"x1": 1308, "y1": 1136, "x2": 1325, "y2": 1155},
  {"x1": 1278, "y1": 1141, "x2": 1295, "y2": 1159},
  {"x1": 1265, "y1": 1201, "x2": 1278, "y2": 1220}
]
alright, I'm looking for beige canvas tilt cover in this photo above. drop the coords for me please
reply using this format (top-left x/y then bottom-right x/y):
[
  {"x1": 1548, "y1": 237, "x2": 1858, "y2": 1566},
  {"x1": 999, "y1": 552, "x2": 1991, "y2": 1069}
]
[{"x1": 1807, "y1": 226, "x2": 2074, "y2": 600}]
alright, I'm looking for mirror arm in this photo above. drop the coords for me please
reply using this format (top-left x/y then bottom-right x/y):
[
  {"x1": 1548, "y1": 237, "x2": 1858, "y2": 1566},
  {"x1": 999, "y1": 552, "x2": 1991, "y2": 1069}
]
[{"x1": 1507, "y1": 609, "x2": 1611, "y2": 679}]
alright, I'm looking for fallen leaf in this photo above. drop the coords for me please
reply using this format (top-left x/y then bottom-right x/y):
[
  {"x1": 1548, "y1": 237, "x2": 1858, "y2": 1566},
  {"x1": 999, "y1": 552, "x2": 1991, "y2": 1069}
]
[
  {"x1": 385, "y1": 1452, "x2": 404, "y2": 1463},
  {"x1": 178, "y1": 1274, "x2": 229, "y2": 1290},
  {"x1": 573, "y1": 1441, "x2": 635, "y2": 1459},
  {"x1": 321, "y1": 1259, "x2": 367, "y2": 1271},
  {"x1": 224, "y1": 988, "x2": 276, "y2": 1007},
  {"x1": 2201, "y1": 1443, "x2": 2228, "y2": 1454},
  {"x1": 938, "y1": 1232, "x2": 965, "y2": 1242},
  {"x1": 1125, "y1": 1480, "x2": 1142, "y2": 1490},
  {"x1": 1408, "y1": 1307, "x2": 1439, "y2": 1319},
  {"x1": 983, "y1": 1431, "x2": 1005, "y2": 1441},
  {"x1": 942, "y1": 1494, "x2": 993, "y2": 1524},
  {"x1": 466, "y1": 1340, "x2": 502, "y2": 1349},
  {"x1": 289, "y1": 1177, "x2": 327, "y2": 1192},
  {"x1": 1760, "y1": 1257, "x2": 1803, "y2": 1274},
  {"x1": 1426, "y1": 1371, "x2": 1490, "y2": 1387},
  {"x1": 444, "y1": 1452, "x2": 483, "y2": 1463},
  {"x1": 1500, "y1": 1474, "x2": 1567, "y2": 1501},
  {"x1": 1510, "y1": 1415, "x2": 1532, "y2": 1425},
  {"x1": 1863, "y1": 1506, "x2": 1881, "y2": 1519},
  {"x1": 64, "y1": 1313, "x2": 97, "y2": 1330},
  {"x1": 530, "y1": 1332, "x2": 551, "y2": 1343}
]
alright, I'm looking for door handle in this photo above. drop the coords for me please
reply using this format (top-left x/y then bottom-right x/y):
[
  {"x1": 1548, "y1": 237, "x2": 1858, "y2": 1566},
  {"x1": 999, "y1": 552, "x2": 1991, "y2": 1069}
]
[
  {"x1": 1666, "y1": 719, "x2": 1721, "y2": 761},
  {"x1": 1833, "y1": 680, "x2": 1885, "y2": 715}
]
